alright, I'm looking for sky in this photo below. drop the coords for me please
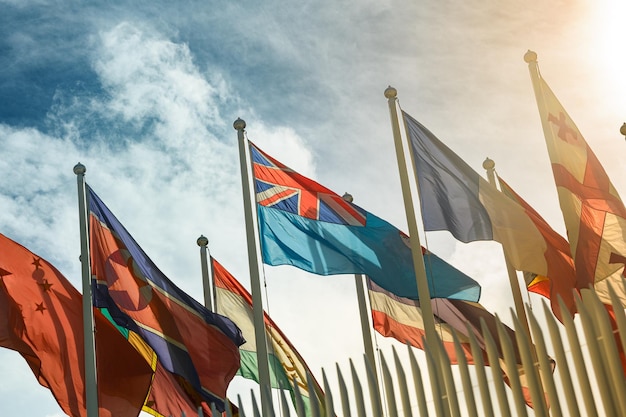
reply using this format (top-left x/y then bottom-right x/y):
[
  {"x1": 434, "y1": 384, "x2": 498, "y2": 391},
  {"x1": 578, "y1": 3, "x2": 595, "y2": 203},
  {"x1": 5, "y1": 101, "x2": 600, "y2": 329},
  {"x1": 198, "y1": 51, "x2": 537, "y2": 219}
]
[{"x1": 1, "y1": 0, "x2": 626, "y2": 416}]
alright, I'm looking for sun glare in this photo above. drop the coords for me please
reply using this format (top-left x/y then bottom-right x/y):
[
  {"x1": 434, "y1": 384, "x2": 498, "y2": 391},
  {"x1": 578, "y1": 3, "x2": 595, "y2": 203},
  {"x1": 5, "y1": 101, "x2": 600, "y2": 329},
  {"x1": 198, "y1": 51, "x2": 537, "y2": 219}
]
[{"x1": 591, "y1": 0, "x2": 626, "y2": 98}]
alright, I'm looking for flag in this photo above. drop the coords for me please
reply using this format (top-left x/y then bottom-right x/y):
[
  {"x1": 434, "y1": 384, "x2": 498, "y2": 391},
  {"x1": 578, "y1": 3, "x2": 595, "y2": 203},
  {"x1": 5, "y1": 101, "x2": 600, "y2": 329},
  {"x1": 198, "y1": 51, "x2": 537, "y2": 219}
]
[
  {"x1": 143, "y1": 362, "x2": 211, "y2": 417},
  {"x1": 403, "y1": 111, "x2": 579, "y2": 320},
  {"x1": 532, "y1": 74, "x2": 626, "y2": 306},
  {"x1": 367, "y1": 278, "x2": 536, "y2": 407},
  {"x1": 250, "y1": 141, "x2": 481, "y2": 302},
  {"x1": 496, "y1": 176, "x2": 578, "y2": 320},
  {"x1": 98, "y1": 307, "x2": 213, "y2": 417},
  {"x1": 88, "y1": 185, "x2": 245, "y2": 411},
  {"x1": 0, "y1": 232, "x2": 153, "y2": 417},
  {"x1": 213, "y1": 258, "x2": 326, "y2": 416}
]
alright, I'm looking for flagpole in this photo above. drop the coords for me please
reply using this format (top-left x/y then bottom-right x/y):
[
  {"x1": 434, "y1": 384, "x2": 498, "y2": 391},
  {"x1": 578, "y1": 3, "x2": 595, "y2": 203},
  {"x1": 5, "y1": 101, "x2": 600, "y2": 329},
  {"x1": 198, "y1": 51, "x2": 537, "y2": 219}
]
[
  {"x1": 234, "y1": 118, "x2": 273, "y2": 415},
  {"x1": 525, "y1": 51, "x2": 591, "y2": 311},
  {"x1": 74, "y1": 163, "x2": 99, "y2": 417},
  {"x1": 341, "y1": 193, "x2": 378, "y2": 386},
  {"x1": 525, "y1": 49, "x2": 604, "y2": 377},
  {"x1": 482, "y1": 158, "x2": 535, "y2": 348},
  {"x1": 197, "y1": 235, "x2": 215, "y2": 312},
  {"x1": 354, "y1": 273, "x2": 378, "y2": 371},
  {"x1": 342, "y1": 192, "x2": 379, "y2": 385},
  {"x1": 384, "y1": 87, "x2": 441, "y2": 361}
]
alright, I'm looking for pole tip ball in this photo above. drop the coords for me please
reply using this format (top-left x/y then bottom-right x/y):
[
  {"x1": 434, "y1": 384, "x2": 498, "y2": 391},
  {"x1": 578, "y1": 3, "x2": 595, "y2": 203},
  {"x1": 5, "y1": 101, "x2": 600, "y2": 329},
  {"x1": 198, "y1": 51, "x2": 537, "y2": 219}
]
[
  {"x1": 482, "y1": 157, "x2": 495, "y2": 170},
  {"x1": 524, "y1": 50, "x2": 537, "y2": 63},
  {"x1": 233, "y1": 118, "x2": 246, "y2": 130},
  {"x1": 197, "y1": 235, "x2": 209, "y2": 247},
  {"x1": 73, "y1": 163, "x2": 86, "y2": 175},
  {"x1": 384, "y1": 86, "x2": 397, "y2": 99}
]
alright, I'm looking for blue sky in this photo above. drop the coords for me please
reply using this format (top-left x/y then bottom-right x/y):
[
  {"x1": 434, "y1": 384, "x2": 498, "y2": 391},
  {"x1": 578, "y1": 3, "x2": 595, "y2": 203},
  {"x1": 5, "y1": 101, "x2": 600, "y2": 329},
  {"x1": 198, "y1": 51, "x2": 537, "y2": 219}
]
[{"x1": 1, "y1": 0, "x2": 626, "y2": 415}]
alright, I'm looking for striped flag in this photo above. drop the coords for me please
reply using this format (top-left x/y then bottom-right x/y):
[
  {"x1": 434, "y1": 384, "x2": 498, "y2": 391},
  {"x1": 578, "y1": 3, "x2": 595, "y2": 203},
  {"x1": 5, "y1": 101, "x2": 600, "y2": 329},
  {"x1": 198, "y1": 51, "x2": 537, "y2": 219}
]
[
  {"x1": 367, "y1": 278, "x2": 538, "y2": 407},
  {"x1": 213, "y1": 258, "x2": 326, "y2": 416}
]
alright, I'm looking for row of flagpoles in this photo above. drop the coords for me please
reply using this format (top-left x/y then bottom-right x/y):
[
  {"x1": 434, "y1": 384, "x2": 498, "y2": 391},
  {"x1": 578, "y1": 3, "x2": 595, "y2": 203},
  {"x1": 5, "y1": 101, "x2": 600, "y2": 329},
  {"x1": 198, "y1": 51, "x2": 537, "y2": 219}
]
[
  {"x1": 236, "y1": 279, "x2": 626, "y2": 417},
  {"x1": 222, "y1": 49, "x2": 626, "y2": 414},
  {"x1": 1, "y1": 49, "x2": 626, "y2": 416}
]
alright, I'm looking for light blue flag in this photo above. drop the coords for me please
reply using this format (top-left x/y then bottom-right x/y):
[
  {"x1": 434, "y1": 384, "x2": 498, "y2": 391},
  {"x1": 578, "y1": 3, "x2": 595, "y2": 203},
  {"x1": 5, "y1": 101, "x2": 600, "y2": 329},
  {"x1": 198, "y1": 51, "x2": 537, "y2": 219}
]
[{"x1": 251, "y1": 142, "x2": 481, "y2": 302}]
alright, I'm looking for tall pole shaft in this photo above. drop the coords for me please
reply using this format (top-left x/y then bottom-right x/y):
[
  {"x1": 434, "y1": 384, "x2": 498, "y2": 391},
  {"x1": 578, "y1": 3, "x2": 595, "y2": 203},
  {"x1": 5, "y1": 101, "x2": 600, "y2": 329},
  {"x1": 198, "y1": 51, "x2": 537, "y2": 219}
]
[
  {"x1": 524, "y1": 50, "x2": 595, "y2": 322},
  {"x1": 234, "y1": 118, "x2": 272, "y2": 415},
  {"x1": 483, "y1": 159, "x2": 534, "y2": 349},
  {"x1": 354, "y1": 273, "x2": 378, "y2": 382},
  {"x1": 74, "y1": 163, "x2": 99, "y2": 417},
  {"x1": 384, "y1": 87, "x2": 440, "y2": 362},
  {"x1": 197, "y1": 235, "x2": 214, "y2": 312},
  {"x1": 341, "y1": 192, "x2": 379, "y2": 383}
]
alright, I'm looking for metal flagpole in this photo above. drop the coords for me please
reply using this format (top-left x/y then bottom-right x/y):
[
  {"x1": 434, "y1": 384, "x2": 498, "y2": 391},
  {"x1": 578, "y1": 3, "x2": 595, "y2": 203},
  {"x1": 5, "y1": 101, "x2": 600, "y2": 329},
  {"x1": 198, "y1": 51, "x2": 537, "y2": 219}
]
[
  {"x1": 354, "y1": 273, "x2": 378, "y2": 376},
  {"x1": 524, "y1": 49, "x2": 599, "y2": 322},
  {"x1": 341, "y1": 192, "x2": 379, "y2": 385},
  {"x1": 197, "y1": 235, "x2": 215, "y2": 313},
  {"x1": 74, "y1": 163, "x2": 99, "y2": 417},
  {"x1": 482, "y1": 158, "x2": 534, "y2": 348},
  {"x1": 384, "y1": 87, "x2": 442, "y2": 368},
  {"x1": 234, "y1": 118, "x2": 273, "y2": 415}
]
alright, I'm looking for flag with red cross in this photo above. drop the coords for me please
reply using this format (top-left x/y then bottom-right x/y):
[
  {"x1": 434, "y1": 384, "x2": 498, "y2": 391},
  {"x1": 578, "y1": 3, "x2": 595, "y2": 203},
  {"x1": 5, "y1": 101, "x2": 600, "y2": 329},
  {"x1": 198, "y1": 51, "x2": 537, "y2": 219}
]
[{"x1": 537, "y1": 76, "x2": 626, "y2": 306}]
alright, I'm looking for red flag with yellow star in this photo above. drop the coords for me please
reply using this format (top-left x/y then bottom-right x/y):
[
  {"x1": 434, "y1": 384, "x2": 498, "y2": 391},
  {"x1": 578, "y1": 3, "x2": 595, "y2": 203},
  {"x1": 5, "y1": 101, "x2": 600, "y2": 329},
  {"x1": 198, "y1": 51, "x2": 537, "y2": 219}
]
[{"x1": 0, "y1": 232, "x2": 153, "y2": 417}]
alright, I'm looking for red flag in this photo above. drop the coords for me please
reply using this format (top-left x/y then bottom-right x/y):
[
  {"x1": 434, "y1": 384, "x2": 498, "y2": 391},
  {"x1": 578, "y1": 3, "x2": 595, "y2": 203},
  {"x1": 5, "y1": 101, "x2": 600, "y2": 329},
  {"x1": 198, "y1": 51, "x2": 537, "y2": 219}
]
[
  {"x1": 497, "y1": 176, "x2": 578, "y2": 321},
  {"x1": 0, "y1": 233, "x2": 153, "y2": 417},
  {"x1": 534, "y1": 75, "x2": 626, "y2": 306},
  {"x1": 143, "y1": 361, "x2": 211, "y2": 417},
  {"x1": 530, "y1": 68, "x2": 626, "y2": 372},
  {"x1": 88, "y1": 185, "x2": 243, "y2": 411}
]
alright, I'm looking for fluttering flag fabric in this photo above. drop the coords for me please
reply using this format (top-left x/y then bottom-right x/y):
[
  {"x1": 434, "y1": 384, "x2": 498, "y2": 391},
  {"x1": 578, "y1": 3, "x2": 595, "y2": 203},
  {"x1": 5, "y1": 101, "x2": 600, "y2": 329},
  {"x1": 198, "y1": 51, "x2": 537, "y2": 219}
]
[
  {"x1": 532, "y1": 74, "x2": 626, "y2": 307},
  {"x1": 0, "y1": 232, "x2": 153, "y2": 417},
  {"x1": 403, "y1": 110, "x2": 579, "y2": 320},
  {"x1": 88, "y1": 186, "x2": 245, "y2": 412},
  {"x1": 250, "y1": 141, "x2": 481, "y2": 302},
  {"x1": 213, "y1": 258, "x2": 326, "y2": 416},
  {"x1": 496, "y1": 176, "x2": 578, "y2": 320},
  {"x1": 367, "y1": 278, "x2": 536, "y2": 407},
  {"x1": 99, "y1": 308, "x2": 212, "y2": 417}
]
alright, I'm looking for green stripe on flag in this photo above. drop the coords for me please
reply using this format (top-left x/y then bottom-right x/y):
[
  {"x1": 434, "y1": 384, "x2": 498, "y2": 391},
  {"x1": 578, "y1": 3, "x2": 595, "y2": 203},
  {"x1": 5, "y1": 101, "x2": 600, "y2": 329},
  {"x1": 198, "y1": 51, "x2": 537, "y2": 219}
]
[{"x1": 238, "y1": 350, "x2": 291, "y2": 390}]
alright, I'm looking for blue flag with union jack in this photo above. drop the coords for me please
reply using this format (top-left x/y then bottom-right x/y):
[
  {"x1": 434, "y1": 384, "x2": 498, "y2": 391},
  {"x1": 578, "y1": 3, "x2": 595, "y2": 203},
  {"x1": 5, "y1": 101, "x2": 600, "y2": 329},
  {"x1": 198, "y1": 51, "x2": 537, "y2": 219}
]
[{"x1": 250, "y1": 142, "x2": 481, "y2": 302}]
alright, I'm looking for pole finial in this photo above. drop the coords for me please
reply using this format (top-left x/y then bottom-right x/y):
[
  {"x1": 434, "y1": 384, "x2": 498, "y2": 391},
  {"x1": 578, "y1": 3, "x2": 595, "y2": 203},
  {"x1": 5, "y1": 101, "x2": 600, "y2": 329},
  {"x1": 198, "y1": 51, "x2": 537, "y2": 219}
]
[
  {"x1": 197, "y1": 235, "x2": 209, "y2": 247},
  {"x1": 73, "y1": 163, "x2": 86, "y2": 175},
  {"x1": 233, "y1": 118, "x2": 246, "y2": 131},
  {"x1": 620, "y1": 123, "x2": 626, "y2": 139},
  {"x1": 524, "y1": 50, "x2": 538, "y2": 63},
  {"x1": 384, "y1": 86, "x2": 397, "y2": 99},
  {"x1": 482, "y1": 157, "x2": 495, "y2": 171},
  {"x1": 342, "y1": 192, "x2": 353, "y2": 203}
]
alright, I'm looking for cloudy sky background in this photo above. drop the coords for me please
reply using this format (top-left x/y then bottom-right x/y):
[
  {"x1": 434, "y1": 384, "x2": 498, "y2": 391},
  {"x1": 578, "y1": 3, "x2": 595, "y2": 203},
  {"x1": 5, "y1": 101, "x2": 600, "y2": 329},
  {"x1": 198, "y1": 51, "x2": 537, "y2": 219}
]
[{"x1": 1, "y1": 0, "x2": 626, "y2": 415}]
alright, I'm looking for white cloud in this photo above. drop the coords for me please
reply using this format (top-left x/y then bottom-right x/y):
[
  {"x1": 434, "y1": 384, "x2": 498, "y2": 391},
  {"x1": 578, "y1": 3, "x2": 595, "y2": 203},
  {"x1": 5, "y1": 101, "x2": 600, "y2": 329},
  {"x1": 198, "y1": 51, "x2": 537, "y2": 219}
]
[{"x1": 3, "y1": 1, "x2": 626, "y2": 415}]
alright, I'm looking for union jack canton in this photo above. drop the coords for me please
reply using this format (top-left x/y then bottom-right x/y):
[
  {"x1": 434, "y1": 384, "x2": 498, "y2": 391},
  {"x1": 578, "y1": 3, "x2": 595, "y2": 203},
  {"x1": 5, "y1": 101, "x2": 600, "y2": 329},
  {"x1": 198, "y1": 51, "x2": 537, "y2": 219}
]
[{"x1": 250, "y1": 142, "x2": 366, "y2": 226}]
